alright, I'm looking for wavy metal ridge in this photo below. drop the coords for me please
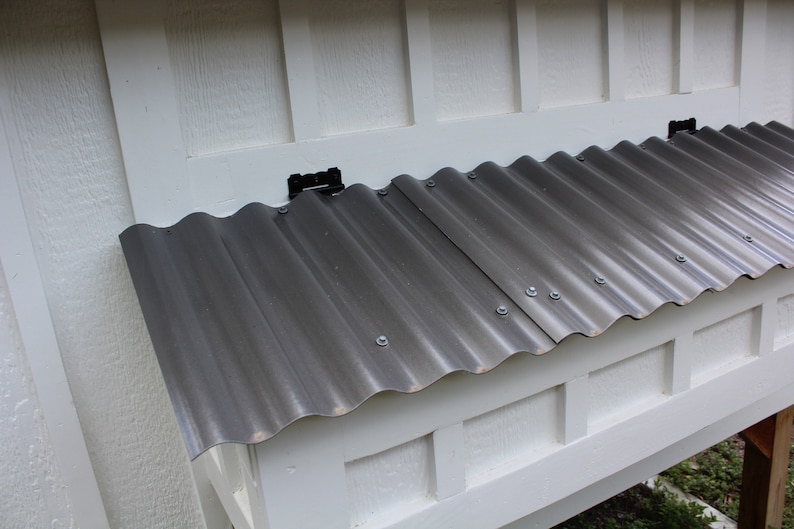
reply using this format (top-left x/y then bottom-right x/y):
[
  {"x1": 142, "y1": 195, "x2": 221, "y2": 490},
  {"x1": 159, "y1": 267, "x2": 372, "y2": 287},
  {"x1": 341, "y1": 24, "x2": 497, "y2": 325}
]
[{"x1": 120, "y1": 122, "x2": 794, "y2": 459}]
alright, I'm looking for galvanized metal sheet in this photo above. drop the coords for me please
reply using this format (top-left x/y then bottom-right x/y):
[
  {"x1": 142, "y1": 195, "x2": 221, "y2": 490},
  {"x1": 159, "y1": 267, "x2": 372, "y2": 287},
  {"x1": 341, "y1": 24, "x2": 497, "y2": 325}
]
[{"x1": 120, "y1": 122, "x2": 794, "y2": 459}]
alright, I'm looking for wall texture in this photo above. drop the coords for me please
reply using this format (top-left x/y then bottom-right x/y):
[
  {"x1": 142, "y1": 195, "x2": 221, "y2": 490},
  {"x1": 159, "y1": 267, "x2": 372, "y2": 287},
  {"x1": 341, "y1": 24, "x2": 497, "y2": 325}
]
[
  {"x1": 0, "y1": 1, "x2": 204, "y2": 528},
  {"x1": 0, "y1": 0, "x2": 793, "y2": 528}
]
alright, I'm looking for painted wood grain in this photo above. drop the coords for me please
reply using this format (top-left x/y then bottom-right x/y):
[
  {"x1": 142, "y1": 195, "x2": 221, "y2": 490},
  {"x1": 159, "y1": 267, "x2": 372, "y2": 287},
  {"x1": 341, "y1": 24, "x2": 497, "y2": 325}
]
[
  {"x1": 588, "y1": 343, "x2": 668, "y2": 429},
  {"x1": 776, "y1": 294, "x2": 794, "y2": 348},
  {"x1": 309, "y1": 0, "x2": 410, "y2": 136},
  {"x1": 346, "y1": 436, "x2": 434, "y2": 528},
  {"x1": 623, "y1": 0, "x2": 675, "y2": 98},
  {"x1": 164, "y1": 0, "x2": 292, "y2": 156},
  {"x1": 463, "y1": 387, "x2": 559, "y2": 481},
  {"x1": 429, "y1": 0, "x2": 517, "y2": 120},
  {"x1": 693, "y1": 0, "x2": 738, "y2": 90},
  {"x1": 764, "y1": 0, "x2": 794, "y2": 125},
  {"x1": 692, "y1": 308, "x2": 757, "y2": 384},
  {"x1": 537, "y1": 0, "x2": 606, "y2": 108}
]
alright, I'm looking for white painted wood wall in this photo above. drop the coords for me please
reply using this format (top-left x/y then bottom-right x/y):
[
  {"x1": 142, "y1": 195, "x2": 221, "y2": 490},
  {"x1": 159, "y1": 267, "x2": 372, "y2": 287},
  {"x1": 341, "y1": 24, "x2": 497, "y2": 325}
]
[
  {"x1": 204, "y1": 267, "x2": 794, "y2": 529},
  {"x1": 1, "y1": 1, "x2": 793, "y2": 528}
]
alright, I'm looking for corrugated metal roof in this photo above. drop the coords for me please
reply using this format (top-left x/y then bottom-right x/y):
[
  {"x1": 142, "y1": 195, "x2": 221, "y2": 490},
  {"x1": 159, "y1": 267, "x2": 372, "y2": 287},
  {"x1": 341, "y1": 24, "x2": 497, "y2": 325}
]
[{"x1": 120, "y1": 122, "x2": 794, "y2": 459}]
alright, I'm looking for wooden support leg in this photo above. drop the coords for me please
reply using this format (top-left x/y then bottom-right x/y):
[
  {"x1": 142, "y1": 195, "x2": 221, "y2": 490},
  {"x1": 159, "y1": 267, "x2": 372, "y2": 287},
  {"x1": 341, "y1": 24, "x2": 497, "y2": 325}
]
[{"x1": 738, "y1": 406, "x2": 794, "y2": 529}]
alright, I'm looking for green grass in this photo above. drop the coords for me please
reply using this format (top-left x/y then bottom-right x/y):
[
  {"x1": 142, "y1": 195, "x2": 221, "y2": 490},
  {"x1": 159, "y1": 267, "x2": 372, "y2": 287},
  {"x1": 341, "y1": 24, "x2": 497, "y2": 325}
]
[{"x1": 554, "y1": 433, "x2": 794, "y2": 529}]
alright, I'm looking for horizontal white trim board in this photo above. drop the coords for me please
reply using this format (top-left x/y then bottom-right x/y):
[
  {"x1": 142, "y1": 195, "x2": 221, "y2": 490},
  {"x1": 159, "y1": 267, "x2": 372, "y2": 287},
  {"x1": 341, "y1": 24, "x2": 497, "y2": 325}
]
[
  {"x1": 186, "y1": 87, "x2": 739, "y2": 224},
  {"x1": 203, "y1": 266, "x2": 794, "y2": 529}
]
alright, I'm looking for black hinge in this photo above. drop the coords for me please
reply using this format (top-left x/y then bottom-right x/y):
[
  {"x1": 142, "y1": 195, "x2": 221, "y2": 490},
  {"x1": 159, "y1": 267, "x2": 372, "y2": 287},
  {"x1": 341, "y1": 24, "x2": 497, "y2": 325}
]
[
  {"x1": 287, "y1": 167, "x2": 345, "y2": 200},
  {"x1": 668, "y1": 118, "x2": 697, "y2": 139}
]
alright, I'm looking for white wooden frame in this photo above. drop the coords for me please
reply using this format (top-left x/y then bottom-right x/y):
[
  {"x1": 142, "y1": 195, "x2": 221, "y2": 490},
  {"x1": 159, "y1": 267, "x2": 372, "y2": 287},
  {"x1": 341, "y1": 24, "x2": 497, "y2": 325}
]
[
  {"x1": 203, "y1": 266, "x2": 794, "y2": 529},
  {"x1": 0, "y1": 97, "x2": 110, "y2": 529},
  {"x1": 95, "y1": 0, "x2": 765, "y2": 227}
]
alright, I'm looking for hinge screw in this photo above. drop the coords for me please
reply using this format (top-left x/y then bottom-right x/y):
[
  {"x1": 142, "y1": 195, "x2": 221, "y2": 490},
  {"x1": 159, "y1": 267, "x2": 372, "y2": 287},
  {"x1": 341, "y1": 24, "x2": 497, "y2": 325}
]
[
  {"x1": 525, "y1": 287, "x2": 538, "y2": 297},
  {"x1": 549, "y1": 291, "x2": 561, "y2": 300},
  {"x1": 376, "y1": 335, "x2": 389, "y2": 347},
  {"x1": 594, "y1": 276, "x2": 606, "y2": 285},
  {"x1": 278, "y1": 206, "x2": 289, "y2": 214},
  {"x1": 675, "y1": 254, "x2": 687, "y2": 263}
]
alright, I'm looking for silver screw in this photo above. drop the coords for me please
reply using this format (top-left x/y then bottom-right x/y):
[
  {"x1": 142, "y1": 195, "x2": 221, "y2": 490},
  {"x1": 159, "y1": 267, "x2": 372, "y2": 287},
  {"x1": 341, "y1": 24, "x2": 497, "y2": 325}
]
[
  {"x1": 467, "y1": 172, "x2": 478, "y2": 179},
  {"x1": 576, "y1": 155, "x2": 585, "y2": 162},
  {"x1": 426, "y1": 180, "x2": 436, "y2": 188},
  {"x1": 378, "y1": 188, "x2": 388, "y2": 196},
  {"x1": 496, "y1": 306, "x2": 508, "y2": 315},
  {"x1": 278, "y1": 206, "x2": 288, "y2": 214},
  {"x1": 525, "y1": 287, "x2": 538, "y2": 297},
  {"x1": 376, "y1": 335, "x2": 389, "y2": 347},
  {"x1": 549, "y1": 291, "x2": 561, "y2": 300},
  {"x1": 639, "y1": 143, "x2": 647, "y2": 150},
  {"x1": 743, "y1": 234, "x2": 754, "y2": 242},
  {"x1": 676, "y1": 254, "x2": 687, "y2": 263},
  {"x1": 594, "y1": 276, "x2": 606, "y2": 285}
]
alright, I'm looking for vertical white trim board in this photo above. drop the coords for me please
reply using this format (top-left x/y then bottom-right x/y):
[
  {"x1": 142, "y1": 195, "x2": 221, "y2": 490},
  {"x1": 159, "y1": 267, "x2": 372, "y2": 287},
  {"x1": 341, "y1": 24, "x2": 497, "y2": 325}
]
[{"x1": 0, "y1": 102, "x2": 110, "y2": 529}]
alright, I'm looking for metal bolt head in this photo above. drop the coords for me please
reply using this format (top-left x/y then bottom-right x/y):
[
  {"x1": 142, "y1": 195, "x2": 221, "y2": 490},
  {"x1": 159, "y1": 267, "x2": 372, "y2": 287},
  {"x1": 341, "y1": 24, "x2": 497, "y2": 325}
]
[
  {"x1": 496, "y1": 306, "x2": 508, "y2": 316},
  {"x1": 576, "y1": 155, "x2": 585, "y2": 162},
  {"x1": 743, "y1": 234, "x2": 754, "y2": 242},
  {"x1": 377, "y1": 188, "x2": 388, "y2": 196},
  {"x1": 639, "y1": 143, "x2": 647, "y2": 150},
  {"x1": 426, "y1": 180, "x2": 436, "y2": 188},
  {"x1": 594, "y1": 276, "x2": 606, "y2": 285},
  {"x1": 675, "y1": 254, "x2": 687, "y2": 263},
  {"x1": 549, "y1": 291, "x2": 561, "y2": 300},
  {"x1": 376, "y1": 335, "x2": 389, "y2": 347},
  {"x1": 525, "y1": 287, "x2": 538, "y2": 297},
  {"x1": 278, "y1": 206, "x2": 289, "y2": 214},
  {"x1": 467, "y1": 171, "x2": 478, "y2": 179}
]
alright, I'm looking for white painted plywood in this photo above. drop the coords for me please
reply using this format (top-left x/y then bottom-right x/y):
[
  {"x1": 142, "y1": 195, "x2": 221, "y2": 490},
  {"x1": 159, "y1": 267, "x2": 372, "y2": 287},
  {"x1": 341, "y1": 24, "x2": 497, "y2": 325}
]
[
  {"x1": 764, "y1": 0, "x2": 794, "y2": 126},
  {"x1": 537, "y1": 0, "x2": 606, "y2": 108},
  {"x1": 0, "y1": 1, "x2": 205, "y2": 528},
  {"x1": 776, "y1": 294, "x2": 794, "y2": 348},
  {"x1": 693, "y1": 0, "x2": 738, "y2": 91},
  {"x1": 463, "y1": 387, "x2": 560, "y2": 481},
  {"x1": 588, "y1": 343, "x2": 668, "y2": 429},
  {"x1": 164, "y1": 0, "x2": 292, "y2": 156},
  {"x1": 624, "y1": 0, "x2": 675, "y2": 98},
  {"x1": 692, "y1": 308, "x2": 757, "y2": 384},
  {"x1": 346, "y1": 436, "x2": 434, "y2": 528},
  {"x1": 0, "y1": 261, "x2": 75, "y2": 529},
  {"x1": 429, "y1": 0, "x2": 517, "y2": 120},
  {"x1": 309, "y1": 0, "x2": 411, "y2": 136}
]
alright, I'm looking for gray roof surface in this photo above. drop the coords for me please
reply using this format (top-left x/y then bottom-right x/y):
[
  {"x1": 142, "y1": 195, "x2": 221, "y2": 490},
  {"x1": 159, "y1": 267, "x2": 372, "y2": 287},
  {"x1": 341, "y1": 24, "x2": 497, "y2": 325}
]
[{"x1": 121, "y1": 122, "x2": 794, "y2": 459}]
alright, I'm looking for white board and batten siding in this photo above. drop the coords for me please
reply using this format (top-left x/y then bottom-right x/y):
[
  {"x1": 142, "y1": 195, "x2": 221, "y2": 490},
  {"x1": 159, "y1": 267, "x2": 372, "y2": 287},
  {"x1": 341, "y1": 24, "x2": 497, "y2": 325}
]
[
  {"x1": 96, "y1": 0, "x2": 794, "y2": 227},
  {"x1": 91, "y1": 1, "x2": 794, "y2": 528},
  {"x1": 203, "y1": 266, "x2": 794, "y2": 529}
]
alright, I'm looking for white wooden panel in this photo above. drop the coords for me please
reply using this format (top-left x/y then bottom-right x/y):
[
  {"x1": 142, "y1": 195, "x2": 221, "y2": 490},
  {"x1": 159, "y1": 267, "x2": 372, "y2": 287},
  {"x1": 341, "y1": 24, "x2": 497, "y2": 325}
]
[
  {"x1": 514, "y1": 0, "x2": 540, "y2": 112},
  {"x1": 431, "y1": 423, "x2": 466, "y2": 500},
  {"x1": 606, "y1": 0, "x2": 626, "y2": 101},
  {"x1": 537, "y1": 0, "x2": 605, "y2": 108},
  {"x1": 347, "y1": 436, "x2": 434, "y2": 528},
  {"x1": 429, "y1": 0, "x2": 517, "y2": 120},
  {"x1": 310, "y1": 0, "x2": 410, "y2": 136},
  {"x1": 693, "y1": 0, "x2": 738, "y2": 91},
  {"x1": 691, "y1": 307, "x2": 757, "y2": 384},
  {"x1": 623, "y1": 0, "x2": 675, "y2": 98},
  {"x1": 738, "y1": 0, "x2": 767, "y2": 124},
  {"x1": 675, "y1": 0, "x2": 694, "y2": 94},
  {"x1": 764, "y1": 0, "x2": 794, "y2": 126},
  {"x1": 776, "y1": 294, "x2": 794, "y2": 348},
  {"x1": 404, "y1": 0, "x2": 437, "y2": 125},
  {"x1": 463, "y1": 387, "x2": 559, "y2": 482},
  {"x1": 561, "y1": 375, "x2": 589, "y2": 444},
  {"x1": 588, "y1": 343, "x2": 668, "y2": 430},
  {"x1": 666, "y1": 335, "x2": 692, "y2": 395},
  {"x1": 163, "y1": 0, "x2": 292, "y2": 156}
]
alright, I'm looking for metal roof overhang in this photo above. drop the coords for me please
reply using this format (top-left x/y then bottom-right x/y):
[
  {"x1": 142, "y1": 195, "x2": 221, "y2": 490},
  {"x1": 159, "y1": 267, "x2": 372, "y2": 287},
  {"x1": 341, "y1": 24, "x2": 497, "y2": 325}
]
[{"x1": 120, "y1": 122, "x2": 794, "y2": 459}]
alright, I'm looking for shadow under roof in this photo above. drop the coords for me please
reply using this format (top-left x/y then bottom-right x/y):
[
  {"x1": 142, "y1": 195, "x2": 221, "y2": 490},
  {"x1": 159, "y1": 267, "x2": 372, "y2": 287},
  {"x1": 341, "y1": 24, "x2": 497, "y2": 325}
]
[{"x1": 120, "y1": 122, "x2": 794, "y2": 459}]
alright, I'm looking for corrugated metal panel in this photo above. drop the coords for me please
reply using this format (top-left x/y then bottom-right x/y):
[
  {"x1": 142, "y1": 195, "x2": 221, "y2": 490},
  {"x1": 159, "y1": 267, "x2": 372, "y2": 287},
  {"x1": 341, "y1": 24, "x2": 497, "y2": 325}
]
[{"x1": 120, "y1": 122, "x2": 794, "y2": 459}]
